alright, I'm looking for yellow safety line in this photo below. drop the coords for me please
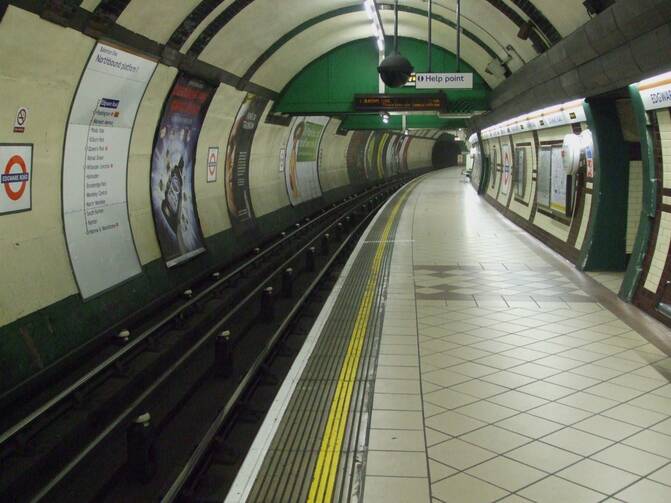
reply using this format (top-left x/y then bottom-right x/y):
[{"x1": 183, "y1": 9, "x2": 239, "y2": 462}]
[{"x1": 307, "y1": 181, "x2": 417, "y2": 503}]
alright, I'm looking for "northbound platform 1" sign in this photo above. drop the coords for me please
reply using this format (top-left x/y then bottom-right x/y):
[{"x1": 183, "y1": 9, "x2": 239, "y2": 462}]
[{"x1": 415, "y1": 73, "x2": 473, "y2": 89}]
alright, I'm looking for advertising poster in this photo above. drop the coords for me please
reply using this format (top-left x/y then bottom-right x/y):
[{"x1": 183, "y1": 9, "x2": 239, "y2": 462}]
[
  {"x1": 472, "y1": 150, "x2": 482, "y2": 187},
  {"x1": 346, "y1": 131, "x2": 371, "y2": 184},
  {"x1": 62, "y1": 43, "x2": 156, "y2": 299},
  {"x1": 550, "y1": 146, "x2": 568, "y2": 214},
  {"x1": 224, "y1": 93, "x2": 268, "y2": 236},
  {"x1": 150, "y1": 74, "x2": 214, "y2": 268},
  {"x1": 394, "y1": 135, "x2": 406, "y2": 174},
  {"x1": 537, "y1": 146, "x2": 552, "y2": 207},
  {"x1": 383, "y1": 133, "x2": 395, "y2": 177},
  {"x1": 386, "y1": 135, "x2": 403, "y2": 176},
  {"x1": 400, "y1": 136, "x2": 413, "y2": 173},
  {"x1": 284, "y1": 116, "x2": 329, "y2": 206},
  {"x1": 514, "y1": 147, "x2": 526, "y2": 198},
  {"x1": 490, "y1": 147, "x2": 498, "y2": 188},
  {"x1": 1, "y1": 144, "x2": 32, "y2": 215},
  {"x1": 376, "y1": 133, "x2": 390, "y2": 179},
  {"x1": 364, "y1": 132, "x2": 377, "y2": 180}
]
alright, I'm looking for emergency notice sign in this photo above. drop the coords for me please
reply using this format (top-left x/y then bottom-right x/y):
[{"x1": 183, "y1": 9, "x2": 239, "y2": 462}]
[
  {"x1": 13, "y1": 107, "x2": 28, "y2": 133},
  {"x1": 0, "y1": 144, "x2": 32, "y2": 215}
]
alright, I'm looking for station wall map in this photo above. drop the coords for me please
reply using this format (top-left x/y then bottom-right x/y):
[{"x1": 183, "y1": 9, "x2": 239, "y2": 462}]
[{"x1": 62, "y1": 43, "x2": 156, "y2": 299}]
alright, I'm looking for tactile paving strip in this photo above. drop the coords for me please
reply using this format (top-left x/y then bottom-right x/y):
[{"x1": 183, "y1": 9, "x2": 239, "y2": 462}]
[{"x1": 247, "y1": 185, "x2": 413, "y2": 503}]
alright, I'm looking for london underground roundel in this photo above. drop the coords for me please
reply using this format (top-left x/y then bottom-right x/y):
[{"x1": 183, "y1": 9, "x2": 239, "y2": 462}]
[{"x1": 0, "y1": 145, "x2": 32, "y2": 214}]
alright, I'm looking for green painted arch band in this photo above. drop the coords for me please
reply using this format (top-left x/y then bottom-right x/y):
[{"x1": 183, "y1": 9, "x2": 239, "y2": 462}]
[{"x1": 241, "y1": 4, "x2": 501, "y2": 83}]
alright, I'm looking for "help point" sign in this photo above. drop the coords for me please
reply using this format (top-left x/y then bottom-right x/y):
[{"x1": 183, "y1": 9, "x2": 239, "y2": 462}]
[{"x1": 416, "y1": 73, "x2": 473, "y2": 89}]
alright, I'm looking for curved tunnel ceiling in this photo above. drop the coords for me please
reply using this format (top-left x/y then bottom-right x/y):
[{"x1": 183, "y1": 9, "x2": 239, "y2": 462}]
[{"x1": 78, "y1": 0, "x2": 592, "y2": 96}]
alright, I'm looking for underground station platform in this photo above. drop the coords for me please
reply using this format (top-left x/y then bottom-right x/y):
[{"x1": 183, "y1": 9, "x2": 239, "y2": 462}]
[
  {"x1": 4, "y1": 1, "x2": 671, "y2": 502},
  {"x1": 221, "y1": 170, "x2": 671, "y2": 503}
]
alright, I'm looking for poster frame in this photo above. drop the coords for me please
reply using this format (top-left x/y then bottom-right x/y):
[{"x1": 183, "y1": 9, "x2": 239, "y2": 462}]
[
  {"x1": 149, "y1": 73, "x2": 213, "y2": 269},
  {"x1": 283, "y1": 116, "x2": 330, "y2": 207},
  {"x1": 224, "y1": 93, "x2": 268, "y2": 237},
  {"x1": 315, "y1": 117, "x2": 329, "y2": 198},
  {"x1": 60, "y1": 42, "x2": 157, "y2": 301},
  {"x1": 549, "y1": 144, "x2": 573, "y2": 218},
  {"x1": 514, "y1": 146, "x2": 526, "y2": 199},
  {"x1": 536, "y1": 145, "x2": 553, "y2": 209},
  {"x1": 490, "y1": 146, "x2": 498, "y2": 188},
  {"x1": 346, "y1": 130, "x2": 371, "y2": 183}
]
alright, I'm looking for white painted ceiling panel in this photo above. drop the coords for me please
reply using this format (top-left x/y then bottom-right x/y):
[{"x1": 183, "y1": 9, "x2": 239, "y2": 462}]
[
  {"x1": 111, "y1": 0, "x2": 595, "y2": 90},
  {"x1": 199, "y1": 1, "x2": 362, "y2": 75},
  {"x1": 180, "y1": 0, "x2": 238, "y2": 52},
  {"x1": 253, "y1": 11, "x2": 503, "y2": 92},
  {"x1": 117, "y1": 0, "x2": 202, "y2": 45},
  {"x1": 252, "y1": 14, "x2": 374, "y2": 91},
  {"x1": 398, "y1": 0, "x2": 538, "y2": 64}
]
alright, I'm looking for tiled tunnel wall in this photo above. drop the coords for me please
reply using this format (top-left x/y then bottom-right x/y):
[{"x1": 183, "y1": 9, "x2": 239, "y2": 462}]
[
  {"x1": 627, "y1": 161, "x2": 643, "y2": 255},
  {"x1": 0, "y1": 8, "x2": 436, "y2": 392},
  {"x1": 481, "y1": 122, "x2": 591, "y2": 264},
  {"x1": 634, "y1": 109, "x2": 671, "y2": 320}
]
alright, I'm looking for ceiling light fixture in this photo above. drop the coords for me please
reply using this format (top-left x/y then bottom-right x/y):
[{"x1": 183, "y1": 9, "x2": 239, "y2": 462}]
[
  {"x1": 364, "y1": 0, "x2": 374, "y2": 19},
  {"x1": 363, "y1": 0, "x2": 385, "y2": 54},
  {"x1": 637, "y1": 70, "x2": 671, "y2": 88}
]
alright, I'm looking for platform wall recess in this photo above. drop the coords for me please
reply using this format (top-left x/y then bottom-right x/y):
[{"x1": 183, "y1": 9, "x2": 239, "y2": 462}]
[
  {"x1": 633, "y1": 107, "x2": 671, "y2": 324},
  {"x1": 475, "y1": 84, "x2": 671, "y2": 333},
  {"x1": 481, "y1": 121, "x2": 591, "y2": 264}
]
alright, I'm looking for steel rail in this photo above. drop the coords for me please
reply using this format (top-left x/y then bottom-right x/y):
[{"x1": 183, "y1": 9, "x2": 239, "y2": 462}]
[
  {"x1": 25, "y1": 181, "x2": 403, "y2": 502},
  {"x1": 160, "y1": 204, "x2": 374, "y2": 503},
  {"x1": 162, "y1": 175, "x2": 423, "y2": 502},
  {"x1": 0, "y1": 180, "x2": 398, "y2": 450}
]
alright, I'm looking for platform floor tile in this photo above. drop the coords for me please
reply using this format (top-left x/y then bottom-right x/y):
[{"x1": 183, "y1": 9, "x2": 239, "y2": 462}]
[{"x1": 365, "y1": 169, "x2": 671, "y2": 503}]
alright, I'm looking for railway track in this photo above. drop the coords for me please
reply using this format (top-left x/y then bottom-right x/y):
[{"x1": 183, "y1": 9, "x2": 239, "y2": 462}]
[{"x1": 0, "y1": 175, "x2": 419, "y2": 503}]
